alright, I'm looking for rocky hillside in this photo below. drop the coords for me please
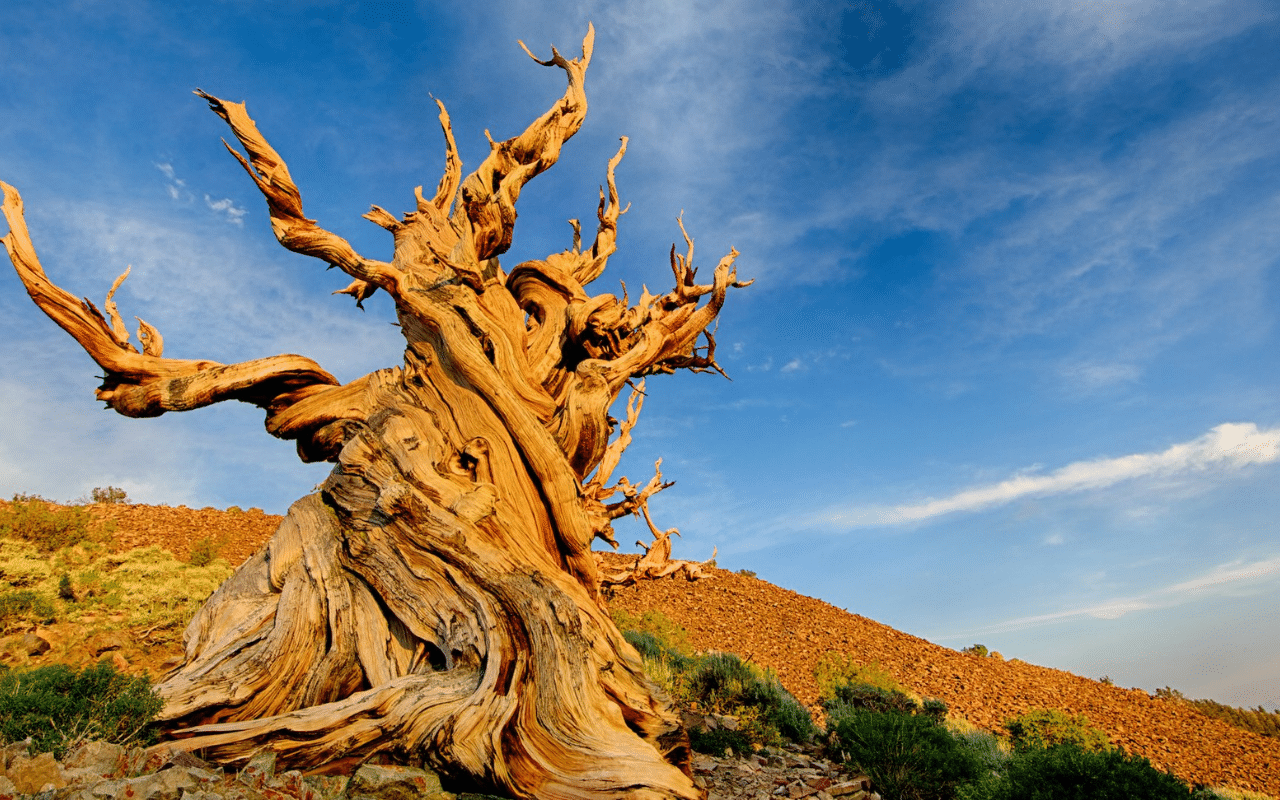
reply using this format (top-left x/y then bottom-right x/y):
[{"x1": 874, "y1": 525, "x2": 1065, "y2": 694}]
[{"x1": 6, "y1": 501, "x2": 1278, "y2": 795}]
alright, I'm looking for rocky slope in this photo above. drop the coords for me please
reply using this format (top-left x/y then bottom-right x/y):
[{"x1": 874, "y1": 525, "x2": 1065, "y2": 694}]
[{"x1": 6, "y1": 501, "x2": 1277, "y2": 795}]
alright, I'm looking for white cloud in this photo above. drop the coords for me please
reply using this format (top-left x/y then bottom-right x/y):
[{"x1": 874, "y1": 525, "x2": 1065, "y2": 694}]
[
  {"x1": 204, "y1": 195, "x2": 248, "y2": 226},
  {"x1": 780, "y1": 358, "x2": 804, "y2": 373},
  {"x1": 156, "y1": 161, "x2": 190, "y2": 203},
  {"x1": 817, "y1": 422, "x2": 1280, "y2": 529},
  {"x1": 939, "y1": 556, "x2": 1280, "y2": 637}
]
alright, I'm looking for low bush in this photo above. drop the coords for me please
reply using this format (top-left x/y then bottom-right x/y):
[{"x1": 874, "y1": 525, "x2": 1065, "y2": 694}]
[
  {"x1": 689, "y1": 726, "x2": 753, "y2": 757},
  {"x1": 612, "y1": 608, "x2": 693, "y2": 657},
  {"x1": 0, "y1": 660, "x2": 163, "y2": 757},
  {"x1": 613, "y1": 613, "x2": 816, "y2": 749},
  {"x1": 962, "y1": 644, "x2": 989, "y2": 657},
  {"x1": 829, "y1": 710, "x2": 984, "y2": 800},
  {"x1": 1181, "y1": 697, "x2": 1280, "y2": 740},
  {"x1": 0, "y1": 537, "x2": 233, "y2": 636},
  {"x1": 89, "y1": 487, "x2": 129, "y2": 504},
  {"x1": 0, "y1": 590, "x2": 57, "y2": 627},
  {"x1": 813, "y1": 653, "x2": 910, "y2": 701},
  {"x1": 958, "y1": 743, "x2": 1197, "y2": 800},
  {"x1": 951, "y1": 728, "x2": 1010, "y2": 774},
  {"x1": 823, "y1": 680, "x2": 922, "y2": 718},
  {"x1": 188, "y1": 535, "x2": 224, "y2": 567},
  {"x1": 0, "y1": 495, "x2": 102, "y2": 552},
  {"x1": 683, "y1": 652, "x2": 816, "y2": 745},
  {"x1": 1003, "y1": 708, "x2": 1112, "y2": 753}
]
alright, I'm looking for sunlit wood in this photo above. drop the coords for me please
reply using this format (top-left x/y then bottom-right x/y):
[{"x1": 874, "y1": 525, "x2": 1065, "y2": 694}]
[{"x1": 1, "y1": 25, "x2": 749, "y2": 800}]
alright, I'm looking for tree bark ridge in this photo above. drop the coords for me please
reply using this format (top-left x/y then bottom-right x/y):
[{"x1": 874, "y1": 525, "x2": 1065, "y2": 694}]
[{"x1": 3, "y1": 24, "x2": 749, "y2": 799}]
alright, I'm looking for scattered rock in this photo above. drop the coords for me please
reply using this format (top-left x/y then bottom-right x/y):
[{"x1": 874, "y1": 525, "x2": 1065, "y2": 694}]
[
  {"x1": 7, "y1": 751, "x2": 67, "y2": 794},
  {"x1": 237, "y1": 750, "x2": 277, "y2": 790},
  {"x1": 18, "y1": 632, "x2": 51, "y2": 656},
  {"x1": 0, "y1": 738, "x2": 32, "y2": 771},
  {"x1": 114, "y1": 766, "x2": 202, "y2": 799},
  {"x1": 347, "y1": 763, "x2": 446, "y2": 800},
  {"x1": 693, "y1": 743, "x2": 875, "y2": 800},
  {"x1": 62, "y1": 741, "x2": 127, "y2": 784},
  {"x1": 82, "y1": 631, "x2": 130, "y2": 657}
]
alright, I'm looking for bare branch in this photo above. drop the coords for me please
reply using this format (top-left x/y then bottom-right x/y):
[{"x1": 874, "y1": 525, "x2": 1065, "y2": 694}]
[
  {"x1": 573, "y1": 137, "x2": 630, "y2": 286},
  {"x1": 2, "y1": 181, "x2": 349, "y2": 451},
  {"x1": 586, "y1": 379, "x2": 645, "y2": 492},
  {"x1": 429, "y1": 98, "x2": 462, "y2": 213},
  {"x1": 194, "y1": 91, "x2": 397, "y2": 296},
  {"x1": 2, "y1": 181, "x2": 207, "y2": 382},
  {"x1": 104, "y1": 267, "x2": 131, "y2": 347},
  {"x1": 453, "y1": 24, "x2": 595, "y2": 268}
]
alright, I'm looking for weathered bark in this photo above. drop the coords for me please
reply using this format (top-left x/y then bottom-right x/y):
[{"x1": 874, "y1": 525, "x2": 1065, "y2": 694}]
[{"x1": 2, "y1": 25, "x2": 748, "y2": 799}]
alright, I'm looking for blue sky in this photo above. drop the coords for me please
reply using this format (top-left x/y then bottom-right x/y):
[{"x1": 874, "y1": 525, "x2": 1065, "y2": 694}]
[{"x1": 2, "y1": 1, "x2": 1279, "y2": 711}]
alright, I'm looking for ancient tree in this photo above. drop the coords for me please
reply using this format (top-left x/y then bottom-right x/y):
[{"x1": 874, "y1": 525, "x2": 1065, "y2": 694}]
[{"x1": 1, "y1": 27, "x2": 749, "y2": 800}]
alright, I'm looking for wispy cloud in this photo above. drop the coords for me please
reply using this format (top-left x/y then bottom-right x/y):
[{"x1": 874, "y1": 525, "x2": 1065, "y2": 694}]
[
  {"x1": 155, "y1": 162, "x2": 188, "y2": 201},
  {"x1": 156, "y1": 161, "x2": 248, "y2": 226},
  {"x1": 936, "y1": 556, "x2": 1280, "y2": 638},
  {"x1": 204, "y1": 195, "x2": 247, "y2": 226},
  {"x1": 816, "y1": 422, "x2": 1280, "y2": 529}
]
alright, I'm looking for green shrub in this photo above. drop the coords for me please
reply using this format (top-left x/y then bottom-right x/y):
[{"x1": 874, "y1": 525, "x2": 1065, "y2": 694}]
[
  {"x1": 0, "y1": 661, "x2": 163, "y2": 757},
  {"x1": 0, "y1": 590, "x2": 56, "y2": 627},
  {"x1": 962, "y1": 644, "x2": 989, "y2": 657},
  {"x1": 958, "y1": 743, "x2": 1196, "y2": 800},
  {"x1": 0, "y1": 495, "x2": 101, "y2": 551},
  {"x1": 188, "y1": 535, "x2": 223, "y2": 567},
  {"x1": 829, "y1": 710, "x2": 984, "y2": 800},
  {"x1": 614, "y1": 612, "x2": 815, "y2": 747},
  {"x1": 89, "y1": 487, "x2": 129, "y2": 504},
  {"x1": 611, "y1": 609, "x2": 693, "y2": 656},
  {"x1": 737, "y1": 569, "x2": 757, "y2": 578},
  {"x1": 824, "y1": 681, "x2": 921, "y2": 718},
  {"x1": 952, "y1": 728, "x2": 1011, "y2": 774},
  {"x1": 57, "y1": 572, "x2": 76, "y2": 601},
  {"x1": 1003, "y1": 708, "x2": 1112, "y2": 753},
  {"x1": 1181, "y1": 697, "x2": 1280, "y2": 740},
  {"x1": 922, "y1": 698, "x2": 949, "y2": 723},
  {"x1": 813, "y1": 653, "x2": 910, "y2": 701},
  {"x1": 689, "y1": 726, "x2": 754, "y2": 757},
  {"x1": 684, "y1": 652, "x2": 816, "y2": 745}
]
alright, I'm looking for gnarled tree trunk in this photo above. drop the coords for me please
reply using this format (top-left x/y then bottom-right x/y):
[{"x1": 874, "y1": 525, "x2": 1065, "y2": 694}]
[{"x1": 1, "y1": 26, "x2": 747, "y2": 799}]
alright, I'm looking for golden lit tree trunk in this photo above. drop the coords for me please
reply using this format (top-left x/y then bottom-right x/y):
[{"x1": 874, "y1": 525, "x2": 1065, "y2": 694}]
[{"x1": 2, "y1": 26, "x2": 747, "y2": 799}]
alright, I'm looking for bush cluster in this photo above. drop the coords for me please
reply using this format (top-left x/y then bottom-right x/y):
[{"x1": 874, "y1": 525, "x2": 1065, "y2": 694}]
[
  {"x1": 0, "y1": 660, "x2": 163, "y2": 758},
  {"x1": 813, "y1": 652, "x2": 913, "y2": 701},
  {"x1": 1156, "y1": 685, "x2": 1280, "y2": 739},
  {"x1": 0, "y1": 590, "x2": 57, "y2": 628},
  {"x1": 188, "y1": 535, "x2": 224, "y2": 567},
  {"x1": 817, "y1": 672, "x2": 1203, "y2": 800},
  {"x1": 1003, "y1": 708, "x2": 1112, "y2": 753},
  {"x1": 0, "y1": 494, "x2": 103, "y2": 552},
  {"x1": 959, "y1": 744, "x2": 1198, "y2": 800},
  {"x1": 615, "y1": 610, "x2": 816, "y2": 753},
  {"x1": 89, "y1": 487, "x2": 129, "y2": 504},
  {"x1": 829, "y1": 705, "x2": 984, "y2": 800}
]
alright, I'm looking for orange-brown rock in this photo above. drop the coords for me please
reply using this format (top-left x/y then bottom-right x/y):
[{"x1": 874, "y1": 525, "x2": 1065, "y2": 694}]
[{"x1": 604, "y1": 558, "x2": 1280, "y2": 796}]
